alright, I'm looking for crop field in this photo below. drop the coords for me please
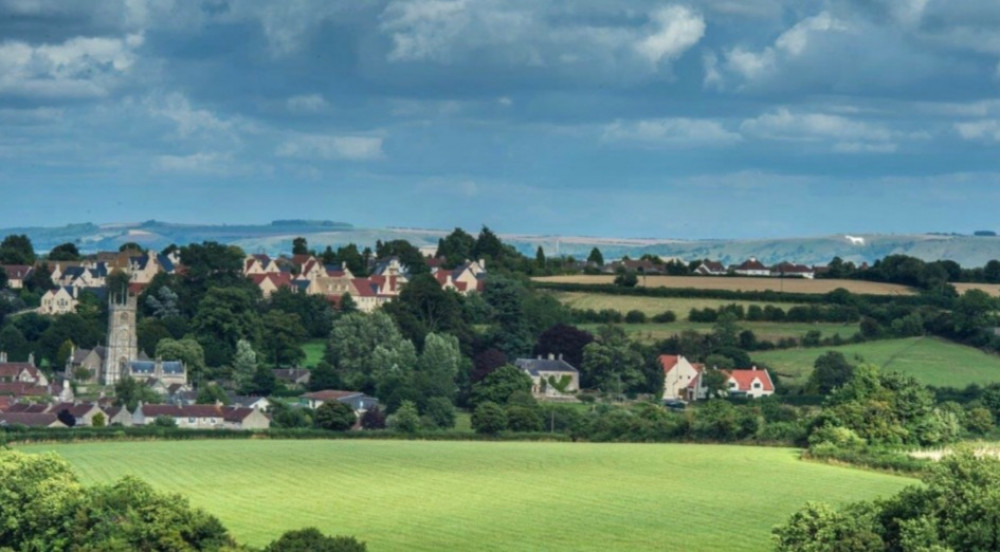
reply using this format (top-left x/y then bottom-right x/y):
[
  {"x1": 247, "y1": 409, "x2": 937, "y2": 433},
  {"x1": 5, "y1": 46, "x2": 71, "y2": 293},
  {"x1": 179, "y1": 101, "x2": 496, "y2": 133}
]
[
  {"x1": 581, "y1": 321, "x2": 858, "y2": 343},
  {"x1": 954, "y1": 283, "x2": 1000, "y2": 297},
  {"x1": 550, "y1": 291, "x2": 798, "y2": 317},
  {"x1": 753, "y1": 337, "x2": 1000, "y2": 388},
  {"x1": 18, "y1": 441, "x2": 913, "y2": 552},
  {"x1": 535, "y1": 275, "x2": 916, "y2": 295}
]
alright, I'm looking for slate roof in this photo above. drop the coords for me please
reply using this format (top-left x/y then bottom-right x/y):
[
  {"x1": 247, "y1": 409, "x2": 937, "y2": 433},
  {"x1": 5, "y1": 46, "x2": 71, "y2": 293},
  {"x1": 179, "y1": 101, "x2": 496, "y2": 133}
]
[
  {"x1": 1, "y1": 265, "x2": 32, "y2": 279},
  {"x1": 72, "y1": 346, "x2": 107, "y2": 365},
  {"x1": 513, "y1": 358, "x2": 579, "y2": 376},
  {"x1": 141, "y1": 404, "x2": 224, "y2": 418},
  {"x1": 6, "y1": 403, "x2": 50, "y2": 413},
  {"x1": 0, "y1": 412, "x2": 63, "y2": 427}
]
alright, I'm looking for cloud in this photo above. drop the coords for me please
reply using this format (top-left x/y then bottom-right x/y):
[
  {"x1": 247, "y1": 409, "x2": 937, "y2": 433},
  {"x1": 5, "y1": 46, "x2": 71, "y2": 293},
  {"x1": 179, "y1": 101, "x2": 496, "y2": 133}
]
[
  {"x1": 603, "y1": 118, "x2": 741, "y2": 147},
  {"x1": 740, "y1": 108, "x2": 905, "y2": 153},
  {"x1": 146, "y1": 93, "x2": 235, "y2": 139},
  {"x1": 154, "y1": 152, "x2": 232, "y2": 174},
  {"x1": 0, "y1": 32, "x2": 144, "y2": 99},
  {"x1": 955, "y1": 120, "x2": 1000, "y2": 142},
  {"x1": 286, "y1": 94, "x2": 328, "y2": 112},
  {"x1": 276, "y1": 134, "x2": 384, "y2": 161},
  {"x1": 634, "y1": 6, "x2": 705, "y2": 66}
]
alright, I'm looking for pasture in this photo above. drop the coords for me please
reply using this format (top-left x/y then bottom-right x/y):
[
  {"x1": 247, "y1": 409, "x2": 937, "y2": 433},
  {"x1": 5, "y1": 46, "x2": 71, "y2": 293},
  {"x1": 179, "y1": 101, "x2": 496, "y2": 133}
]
[
  {"x1": 753, "y1": 337, "x2": 1000, "y2": 388},
  {"x1": 549, "y1": 291, "x2": 798, "y2": 317},
  {"x1": 19, "y1": 440, "x2": 913, "y2": 551},
  {"x1": 535, "y1": 275, "x2": 916, "y2": 295},
  {"x1": 301, "y1": 340, "x2": 325, "y2": 367},
  {"x1": 583, "y1": 321, "x2": 858, "y2": 343}
]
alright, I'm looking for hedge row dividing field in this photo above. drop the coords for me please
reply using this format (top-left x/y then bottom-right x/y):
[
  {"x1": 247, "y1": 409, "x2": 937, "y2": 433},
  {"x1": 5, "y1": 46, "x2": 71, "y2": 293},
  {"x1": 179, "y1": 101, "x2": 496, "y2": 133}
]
[
  {"x1": 550, "y1": 291, "x2": 801, "y2": 316},
  {"x1": 19, "y1": 440, "x2": 914, "y2": 551},
  {"x1": 753, "y1": 337, "x2": 1000, "y2": 388},
  {"x1": 534, "y1": 275, "x2": 917, "y2": 295},
  {"x1": 581, "y1": 322, "x2": 858, "y2": 344}
]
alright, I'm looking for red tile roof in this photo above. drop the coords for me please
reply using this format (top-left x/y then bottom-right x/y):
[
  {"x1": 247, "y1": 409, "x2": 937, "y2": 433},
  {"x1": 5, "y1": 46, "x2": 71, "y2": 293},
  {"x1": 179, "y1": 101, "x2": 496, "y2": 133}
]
[
  {"x1": 0, "y1": 265, "x2": 32, "y2": 279},
  {"x1": 302, "y1": 390, "x2": 361, "y2": 402},
  {"x1": 725, "y1": 368, "x2": 774, "y2": 392}
]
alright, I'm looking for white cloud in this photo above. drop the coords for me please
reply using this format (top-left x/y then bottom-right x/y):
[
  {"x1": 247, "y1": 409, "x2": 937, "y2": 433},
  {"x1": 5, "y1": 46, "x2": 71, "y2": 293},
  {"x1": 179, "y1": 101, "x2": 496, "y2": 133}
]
[
  {"x1": 603, "y1": 118, "x2": 741, "y2": 146},
  {"x1": 146, "y1": 93, "x2": 234, "y2": 139},
  {"x1": 634, "y1": 6, "x2": 705, "y2": 66},
  {"x1": 740, "y1": 108, "x2": 908, "y2": 153},
  {"x1": 0, "y1": 33, "x2": 144, "y2": 99},
  {"x1": 154, "y1": 151, "x2": 232, "y2": 174},
  {"x1": 277, "y1": 134, "x2": 384, "y2": 161},
  {"x1": 286, "y1": 94, "x2": 328, "y2": 112},
  {"x1": 955, "y1": 120, "x2": 1000, "y2": 142}
]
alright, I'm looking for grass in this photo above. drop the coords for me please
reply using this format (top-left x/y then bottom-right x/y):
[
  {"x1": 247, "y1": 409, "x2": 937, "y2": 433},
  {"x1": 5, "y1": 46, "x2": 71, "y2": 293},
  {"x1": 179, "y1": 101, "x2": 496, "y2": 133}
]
[
  {"x1": 753, "y1": 337, "x2": 1000, "y2": 388},
  {"x1": 18, "y1": 441, "x2": 914, "y2": 551},
  {"x1": 301, "y1": 339, "x2": 325, "y2": 368},
  {"x1": 535, "y1": 275, "x2": 916, "y2": 295},
  {"x1": 550, "y1": 291, "x2": 798, "y2": 317},
  {"x1": 581, "y1": 321, "x2": 858, "y2": 343}
]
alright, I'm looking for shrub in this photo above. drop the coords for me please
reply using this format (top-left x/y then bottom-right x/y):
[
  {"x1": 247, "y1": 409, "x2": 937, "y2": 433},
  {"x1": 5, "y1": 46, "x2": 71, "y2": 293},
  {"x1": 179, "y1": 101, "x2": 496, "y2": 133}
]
[
  {"x1": 472, "y1": 401, "x2": 507, "y2": 434},
  {"x1": 388, "y1": 401, "x2": 420, "y2": 433},
  {"x1": 624, "y1": 310, "x2": 647, "y2": 324},
  {"x1": 266, "y1": 528, "x2": 366, "y2": 551}
]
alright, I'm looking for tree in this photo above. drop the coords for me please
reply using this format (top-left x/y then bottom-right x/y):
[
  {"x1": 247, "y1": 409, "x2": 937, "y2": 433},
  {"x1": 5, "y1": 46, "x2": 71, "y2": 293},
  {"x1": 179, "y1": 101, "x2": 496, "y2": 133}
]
[
  {"x1": 113, "y1": 376, "x2": 161, "y2": 411},
  {"x1": 505, "y1": 403, "x2": 543, "y2": 432},
  {"x1": 471, "y1": 364, "x2": 532, "y2": 406},
  {"x1": 309, "y1": 361, "x2": 342, "y2": 391},
  {"x1": 613, "y1": 271, "x2": 638, "y2": 288},
  {"x1": 376, "y1": 239, "x2": 429, "y2": 275},
  {"x1": 0, "y1": 234, "x2": 35, "y2": 264},
  {"x1": 91, "y1": 412, "x2": 106, "y2": 427},
  {"x1": 473, "y1": 226, "x2": 504, "y2": 261},
  {"x1": 247, "y1": 363, "x2": 278, "y2": 396},
  {"x1": 424, "y1": 396, "x2": 456, "y2": 429},
  {"x1": 47, "y1": 242, "x2": 81, "y2": 261},
  {"x1": 0, "y1": 265, "x2": 6, "y2": 290},
  {"x1": 196, "y1": 383, "x2": 229, "y2": 405},
  {"x1": 953, "y1": 288, "x2": 997, "y2": 336},
  {"x1": 472, "y1": 401, "x2": 508, "y2": 434},
  {"x1": 414, "y1": 332, "x2": 461, "y2": 405},
  {"x1": 808, "y1": 351, "x2": 855, "y2": 394},
  {"x1": 119, "y1": 241, "x2": 145, "y2": 252},
  {"x1": 260, "y1": 310, "x2": 307, "y2": 366},
  {"x1": 314, "y1": 401, "x2": 356, "y2": 431},
  {"x1": 534, "y1": 324, "x2": 594, "y2": 370},
  {"x1": 265, "y1": 287, "x2": 335, "y2": 338},
  {"x1": 0, "y1": 325, "x2": 30, "y2": 361},
  {"x1": 436, "y1": 228, "x2": 476, "y2": 267},
  {"x1": 25, "y1": 263, "x2": 54, "y2": 293},
  {"x1": 145, "y1": 286, "x2": 180, "y2": 318},
  {"x1": 587, "y1": 247, "x2": 604, "y2": 267},
  {"x1": 384, "y1": 273, "x2": 466, "y2": 347},
  {"x1": 985, "y1": 260, "x2": 1000, "y2": 283},
  {"x1": 535, "y1": 246, "x2": 546, "y2": 269},
  {"x1": 389, "y1": 400, "x2": 420, "y2": 432},
  {"x1": 292, "y1": 236, "x2": 309, "y2": 255},
  {"x1": 266, "y1": 528, "x2": 367, "y2": 552},
  {"x1": 179, "y1": 241, "x2": 245, "y2": 282},
  {"x1": 326, "y1": 312, "x2": 413, "y2": 393},
  {"x1": 191, "y1": 287, "x2": 261, "y2": 367},
  {"x1": 56, "y1": 408, "x2": 76, "y2": 427},
  {"x1": 339, "y1": 292, "x2": 357, "y2": 314},
  {"x1": 156, "y1": 338, "x2": 207, "y2": 384},
  {"x1": 360, "y1": 406, "x2": 387, "y2": 430},
  {"x1": 471, "y1": 348, "x2": 507, "y2": 384},
  {"x1": 580, "y1": 326, "x2": 645, "y2": 394},
  {"x1": 701, "y1": 369, "x2": 730, "y2": 398},
  {"x1": 137, "y1": 318, "x2": 172, "y2": 357}
]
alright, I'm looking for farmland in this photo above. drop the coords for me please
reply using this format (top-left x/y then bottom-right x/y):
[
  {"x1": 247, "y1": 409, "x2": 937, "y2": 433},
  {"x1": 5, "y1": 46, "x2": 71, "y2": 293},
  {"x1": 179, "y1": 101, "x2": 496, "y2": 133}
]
[
  {"x1": 549, "y1": 290, "x2": 800, "y2": 317},
  {"x1": 582, "y1": 321, "x2": 858, "y2": 343},
  {"x1": 753, "y1": 337, "x2": 1000, "y2": 388},
  {"x1": 18, "y1": 440, "x2": 913, "y2": 552},
  {"x1": 534, "y1": 275, "x2": 916, "y2": 295}
]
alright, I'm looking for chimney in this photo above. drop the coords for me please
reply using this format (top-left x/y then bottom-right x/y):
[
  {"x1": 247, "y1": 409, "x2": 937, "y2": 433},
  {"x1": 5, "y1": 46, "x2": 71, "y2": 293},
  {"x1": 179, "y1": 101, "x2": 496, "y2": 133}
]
[
  {"x1": 558, "y1": 353, "x2": 563, "y2": 361},
  {"x1": 548, "y1": 353, "x2": 555, "y2": 361},
  {"x1": 0, "y1": 351, "x2": 6, "y2": 363},
  {"x1": 752, "y1": 365, "x2": 757, "y2": 371},
  {"x1": 537, "y1": 354, "x2": 542, "y2": 360},
  {"x1": 28, "y1": 353, "x2": 35, "y2": 367}
]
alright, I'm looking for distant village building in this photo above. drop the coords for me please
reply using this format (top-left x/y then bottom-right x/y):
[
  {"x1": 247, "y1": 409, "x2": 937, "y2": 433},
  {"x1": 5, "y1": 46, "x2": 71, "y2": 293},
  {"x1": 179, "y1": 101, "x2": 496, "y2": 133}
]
[
  {"x1": 731, "y1": 257, "x2": 771, "y2": 277},
  {"x1": 693, "y1": 260, "x2": 727, "y2": 276},
  {"x1": 300, "y1": 390, "x2": 378, "y2": 414},
  {"x1": 514, "y1": 355, "x2": 580, "y2": 400},
  {"x1": 0, "y1": 265, "x2": 32, "y2": 289}
]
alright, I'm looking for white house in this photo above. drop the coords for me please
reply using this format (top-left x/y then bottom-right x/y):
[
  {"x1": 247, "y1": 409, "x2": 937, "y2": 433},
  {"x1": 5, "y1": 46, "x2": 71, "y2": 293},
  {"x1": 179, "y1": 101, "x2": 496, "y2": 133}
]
[
  {"x1": 725, "y1": 367, "x2": 775, "y2": 398},
  {"x1": 660, "y1": 355, "x2": 706, "y2": 401}
]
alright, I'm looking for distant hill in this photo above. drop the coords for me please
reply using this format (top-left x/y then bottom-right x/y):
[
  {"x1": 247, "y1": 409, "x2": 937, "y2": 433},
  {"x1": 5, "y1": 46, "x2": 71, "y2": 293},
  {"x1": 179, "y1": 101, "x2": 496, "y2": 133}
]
[{"x1": 4, "y1": 221, "x2": 1000, "y2": 267}]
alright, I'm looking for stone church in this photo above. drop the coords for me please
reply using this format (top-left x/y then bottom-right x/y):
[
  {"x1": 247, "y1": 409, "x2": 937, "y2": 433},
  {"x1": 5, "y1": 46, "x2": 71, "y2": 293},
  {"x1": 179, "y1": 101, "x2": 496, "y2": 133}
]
[{"x1": 93, "y1": 293, "x2": 187, "y2": 387}]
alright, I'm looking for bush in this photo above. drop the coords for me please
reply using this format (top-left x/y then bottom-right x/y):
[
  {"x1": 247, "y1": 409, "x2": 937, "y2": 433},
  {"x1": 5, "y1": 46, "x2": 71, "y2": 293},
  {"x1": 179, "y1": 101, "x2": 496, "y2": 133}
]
[
  {"x1": 472, "y1": 401, "x2": 507, "y2": 434},
  {"x1": 388, "y1": 401, "x2": 420, "y2": 433},
  {"x1": 314, "y1": 401, "x2": 356, "y2": 431},
  {"x1": 505, "y1": 405, "x2": 544, "y2": 432},
  {"x1": 651, "y1": 310, "x2": 676, "y2": 323},
  {"x1": 360, "y1": 406, "x2": 387, "y2": 430},
  {"x1": 266, "y1": 528, "x2": 366, "y2": 551},
  {"x1": 424, "y1": 397, "x2": 456, "y2": 429},
  {"x1": 624, "y1": 310, "x2": 647, "y2": 324}
]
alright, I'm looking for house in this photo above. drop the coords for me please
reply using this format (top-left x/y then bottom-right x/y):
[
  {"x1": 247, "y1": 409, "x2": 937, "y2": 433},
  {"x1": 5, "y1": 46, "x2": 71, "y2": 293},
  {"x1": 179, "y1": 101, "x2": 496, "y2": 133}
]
[
  {"x1": 128, "y1": 252, "x2": 165, "y2": 285},
  {"x1": 127, "y1": 359, "x2": 187, "y2": 387},
  {"x1": 244, "y1": 254, "x2": 280, "y2": 276},
  {"x1": 249, "y1": 272, "x2": 294, "y2": 298},
  {"x1": 1, "y1": 265, "x2": 32, "y2": 289},
  {"x1": 300, "y1": 390, "x2": 378, "y2": 413},
  {"x1": 222, "y1": 406, "x2": 271, "y2": 430},
  {"x1": 771, "y1": 262, "x2": 815, "y2": 279},
  {"x1": 731, "y1": 257, "x2": 771, "y2": 277},
  {"x1": 514, "y1": 355, "x2": 581, "y2": 400},
  {"x1": 0, "y1": 412, "x2": 67, "y2": 428},
  {"x1": 104, "y1": 405, "x2": 133, "y2": 426},
  {"x1": 693, "y1": 260, "x2": 727, "y2": 276},
  {"x1": 228, "y1": 395, "x2": 271, "y2": 410},
  {"x1": 431, "y1": 259, "x2": 486, "y2": 296},
  {"x1": 724, "y1": 367, "x2": 775, "y2": 398},
  {"x1": 659, "y1": 354, "x2": 707, "y2": 401},
  {"x1": 0, "y1": 353, "x2": 49, "y2": 386},
  {"x1": 66, "y1": 346, "x2": 106, "y2": 382},
  {"x1": 50, "y1": 402, "x2": 105, "y2": 426},
  {"x1": 133, "y1": 404, "x2": 226, "y2": 429},
  {"x1": 40, "y1": 286, "x2": 79, "y2": 315},
  {"x1": 273, "y1": 368, "x2": 311, "y2": 389}
]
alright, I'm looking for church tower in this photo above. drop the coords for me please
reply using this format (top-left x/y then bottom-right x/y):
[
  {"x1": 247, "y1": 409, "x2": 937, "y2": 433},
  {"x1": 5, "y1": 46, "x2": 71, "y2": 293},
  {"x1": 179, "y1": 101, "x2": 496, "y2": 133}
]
[{"x1": 103, "y1": 291, "x2": 138, "y2": 385}]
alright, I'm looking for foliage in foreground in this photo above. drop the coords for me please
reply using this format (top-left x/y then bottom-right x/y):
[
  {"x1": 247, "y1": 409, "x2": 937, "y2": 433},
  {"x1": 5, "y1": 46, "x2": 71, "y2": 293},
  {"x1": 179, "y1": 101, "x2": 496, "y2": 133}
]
[
  {"x1": 0, "y1": 449, "x2": 363, "y2": 552},
  {"x1": 774, "y1": 452, "x2": 1000, "y2": 551}
]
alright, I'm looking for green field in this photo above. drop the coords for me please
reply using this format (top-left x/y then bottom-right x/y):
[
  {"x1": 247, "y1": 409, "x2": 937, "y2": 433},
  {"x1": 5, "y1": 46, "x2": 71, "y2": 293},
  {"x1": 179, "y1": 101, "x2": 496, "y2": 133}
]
[
  {"x1": 18, "y1": 441, "x2": 914, "y2": 551},
  {"x1": 302, "y1": 339, "x2": 325, "y2": 367},
  {"x1": 581, "y1": 321, "x2": 857, "y2": 343},
  {"x1": 550, "y1": 291, "x2": 800, "y2": 318},
  {"x1": 753, "y1": 337, "x2": 1000, "y2": 388}
]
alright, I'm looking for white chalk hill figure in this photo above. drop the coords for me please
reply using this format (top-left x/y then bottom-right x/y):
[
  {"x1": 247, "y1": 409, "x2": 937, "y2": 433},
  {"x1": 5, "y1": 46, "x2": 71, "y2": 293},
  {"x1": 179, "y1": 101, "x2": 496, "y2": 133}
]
[{"x1": 844, "y1": 235, "x2": 866, "y2": 246}]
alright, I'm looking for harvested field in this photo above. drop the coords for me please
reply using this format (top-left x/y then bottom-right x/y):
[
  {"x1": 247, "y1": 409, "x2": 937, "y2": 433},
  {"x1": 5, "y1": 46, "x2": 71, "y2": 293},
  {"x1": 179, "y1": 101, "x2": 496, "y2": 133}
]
[
  {"x1": 534, "y1": 275, "x2": 916, "y2": 295},
  {"x1": 954, "y1": 283, "x2": 1000, "y2": 297},
  {"x1": 550, "y1": 291, "x2": 796, "y2": 317}
]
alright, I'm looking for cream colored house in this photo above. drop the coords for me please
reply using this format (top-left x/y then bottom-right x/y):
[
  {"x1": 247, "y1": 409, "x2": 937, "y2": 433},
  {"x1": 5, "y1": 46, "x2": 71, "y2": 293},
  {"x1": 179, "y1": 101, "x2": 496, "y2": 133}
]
[
  {"x1": 40, "y1": 286, "x2": 78, "y2": 315},
  {"x1": 514, "y1": 355, "x2": 580, "y2": 400},
  {"x1": 244, "y1": 254, "x2": 280, "y2": 276}
]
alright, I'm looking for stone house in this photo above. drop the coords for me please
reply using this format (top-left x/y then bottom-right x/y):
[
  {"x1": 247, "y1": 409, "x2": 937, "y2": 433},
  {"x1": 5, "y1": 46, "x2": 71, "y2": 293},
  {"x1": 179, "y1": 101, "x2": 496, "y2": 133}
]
[
  {"x1": 300, "y1": 390, "x2": 378, "y2": 414},
  {"x1": 40, "y1": 286, "x2": 79, "y2": 315},
  {"x1": 1, "y1": 265, "x2": 32, "y2": 289},
  {"x1": 223, "y1": 406, "x2": 271, "y2": 430},
  {"x1": 514, "y1": 355, "x2": 581, "y2": 400}
]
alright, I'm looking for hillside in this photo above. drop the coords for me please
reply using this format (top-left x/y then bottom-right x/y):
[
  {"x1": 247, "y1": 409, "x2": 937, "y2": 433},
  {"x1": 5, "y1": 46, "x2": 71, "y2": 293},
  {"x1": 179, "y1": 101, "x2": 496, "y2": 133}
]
[{"x1": 5, "y1": 221, "x2": 1000, "y2": 266}]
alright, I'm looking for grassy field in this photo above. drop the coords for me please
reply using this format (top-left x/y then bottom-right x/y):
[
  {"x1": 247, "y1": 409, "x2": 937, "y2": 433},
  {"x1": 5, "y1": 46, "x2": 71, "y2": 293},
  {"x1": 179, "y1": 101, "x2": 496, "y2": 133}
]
[
  {"x1": 18, "y1": 441, "x2": 913, "y2": 552},
  {"x1": 550, "y1": 291, "x2": 799, "y2": 317},
  {"x1": 535, "y1": 275, "x2": 916, "y2": 295},
  {"x1": 301, "y1": 340, "x2": 325, "y2": 367},
  {"x1": 753, "y1": 337, "x2": 1000, "y2": 388},
  {"x1": 583, "y1": 321, "x2": 858, "y2": 343}
]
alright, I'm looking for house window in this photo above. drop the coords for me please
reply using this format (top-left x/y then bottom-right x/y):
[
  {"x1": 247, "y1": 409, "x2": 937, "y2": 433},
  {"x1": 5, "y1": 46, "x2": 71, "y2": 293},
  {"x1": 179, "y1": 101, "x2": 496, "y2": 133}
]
[
  {"x1": 188, "y1": 417, "x2": 195, "y2": 423},
  {"x1": 753, "y1": 383, "x2": 761, "y2": 389}
]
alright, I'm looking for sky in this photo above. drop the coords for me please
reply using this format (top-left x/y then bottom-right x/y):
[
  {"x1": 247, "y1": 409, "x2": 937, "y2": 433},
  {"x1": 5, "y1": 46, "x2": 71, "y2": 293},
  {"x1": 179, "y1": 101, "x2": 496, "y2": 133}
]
[{"x1": 1, "y1": 0, "x2": 1000, "y2": 239}]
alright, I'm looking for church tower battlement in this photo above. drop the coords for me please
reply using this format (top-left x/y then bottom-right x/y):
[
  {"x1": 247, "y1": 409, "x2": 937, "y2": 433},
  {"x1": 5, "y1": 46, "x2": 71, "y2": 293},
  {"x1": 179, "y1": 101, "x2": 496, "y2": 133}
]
[{"x1": 103, "y1": 291, "x2": 138, "y2": 385}]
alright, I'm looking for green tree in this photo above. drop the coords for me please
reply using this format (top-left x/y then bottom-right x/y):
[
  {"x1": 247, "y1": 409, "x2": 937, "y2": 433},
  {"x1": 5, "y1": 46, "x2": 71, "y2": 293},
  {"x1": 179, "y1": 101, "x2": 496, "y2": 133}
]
[
  {"x1": 326, "y1": 312, "x2": 413, "y2": 393},
  {"x1": 309, "y1": 361, "x2": 342, "y2": 392},
  {"x1": 534, "y1": 246, "x2": 546, "y2": 269},
  {"x1": 247, "y1": 363, "x2": 278, "y2": 396},
  {"x1": 196, "y1": 383, "x2": 229, "y2": 405},
  {"x1": 156, "y1": 338, "x2": 207, "y2": 384},
  {"x1": 0, "y1": 325, "x2": 30, "y2": 361},
  {"x1": 137, "y1": 318, "x2": 172, "y2": 357},
  {"x1": 471, "y1": 364, "x2": 532, "y2": 406},
  {"x1": 266, "y1": 528, "x2": 367, "y2": 552},
  {"x1": 436, "y1": 228, "x2": 476, "y2": 267},
  {"x1": 113, "y1": 376, "x2": 161, "y2": 411},
  {"x1": 472, "y1": 401, "x2": 508, "y2": 434},
  {"x1": 260, "y1": 310, "x2": 307, "y2": 366},
  {"x1": 106, "y1": 269, "x2": 130, "y2": 297},
  {"x1": 292, "y1": 236, "x2": 309, "y2": 256},
  {"x1": 423, "y1": 396, "x2": 456, "y2": 429},
  {"x1": 414, "y1": 332, "x2": 461, "y2": 405},
  {"x1": 314, "y1": 401, "x2": 356, "y2": 431},
  {"x1": 192, "y1": 287, "x2": 261, "y2": 367},
  {"x1": 953, "y1": 288, "x2": 997, "y2": 336},
  {"x1": 0, "y1": 234, "x2": 35, "y2": 264},
  {"x1": 587, "y1": 247, "x2": 604, "y2": 266},
  {"x1": 25, "y1": 262, "x2": 55, "y2": 292},
  {"x1": 91, "y1": 412, "x2": 106, "y2": 427},
  {"x1": 389, "y1": 400, "x2": 420, "y2": 433},
  {"x1": 119, "y1": 241, "x2": 144, "y2": 252},
  {"x1": 384, "y1": 273, "x2": 466, "y2": 347},
  {"x1": 473, "y1": 226, "x2": 504, "y2": 261},
  {"x1": 808, "y1": 351, "x2": 855, "y2": 394},
  {"x1": 613, "y1": 271, "x2": 638, "y2": 288},
  {"x1": 47, "y1": 242, "x2": 81, "y2": 261},
  {"x1": 580, "y1": 326, "x2": 645, "y2": 395}
]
